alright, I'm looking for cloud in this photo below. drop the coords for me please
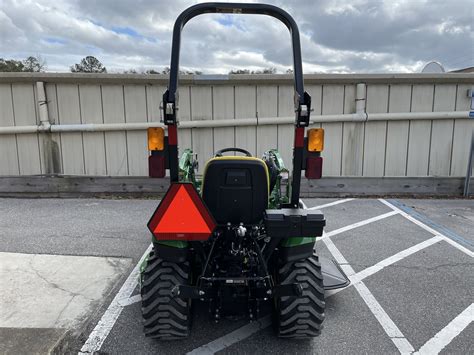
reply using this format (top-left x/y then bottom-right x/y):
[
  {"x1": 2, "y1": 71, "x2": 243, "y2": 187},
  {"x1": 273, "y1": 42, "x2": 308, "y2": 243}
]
[
  {"x1": 0, "y1": 0, "x2": 472, "y2": 73},
  {"x1": 278, "y1": 0, "x2": 473, "y2": 71}
]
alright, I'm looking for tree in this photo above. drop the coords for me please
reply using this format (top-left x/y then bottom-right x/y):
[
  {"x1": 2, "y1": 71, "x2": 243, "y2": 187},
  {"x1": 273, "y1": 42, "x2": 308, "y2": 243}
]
[
  {"x1": 0, "y1": 58, "x2": 24, "y2": 72},
  {"x1": 151, "y1": 67, "x2": 201, "y2": 75},
  {"x1": 229, "y1": 69, "x2": 251, "y2": 74},
  {"x1": 0, "y1": 56, "x2": 45, "y2": 72},
  {"x1": 23, "y1": 56, "x2": 46, "y2": 72},
  {"x1": 180, "y1": 69, "x2": 202, "y2": 75},
  {"x1": 70, "y1": 56, "x2": 107, "y2": 73},
  {"x1": 259, "y1": 67, "x2": 276, "y2": 74},
  {"x1": 229, "y1": 67, "x2": 277, "y2": 74}
]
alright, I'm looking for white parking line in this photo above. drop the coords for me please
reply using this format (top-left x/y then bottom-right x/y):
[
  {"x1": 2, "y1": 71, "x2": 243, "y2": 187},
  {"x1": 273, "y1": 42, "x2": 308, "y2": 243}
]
[
  {"x1": 321, "y1": 210, "x2": 399, "y2": 240},
  {"x1": 79, "y1": 244, "x2": 152, "y2": 354},
  {"x1": 118, "y1": 294, "x2": 142, "y2": 307},
  {"x1": 355, "y1": 281, "x2": 415, "y2": 354},
  {"x1": 326, "y1": 235, "x2": 444, "y2": 298},
  {"x1": 440, "y1": 237, "x2": 474, "y2": 257},
  {"x1": 322, "y1": 236, "x2": 354, "y2": 276},
  {"x1": 299, "y1": 199, "x2": 308, "y2": 209},
  {"x1": 352, "y1": 235, "x2": 444, "y2": 284},
  {"x1": 323, "y1": 237, "x2": 415, "y2": 354},
  {"x1": 415, "y1": 303, "x2": 474, "y2": 355},
  {"x1": 307, "y1": 198, "x2": 355, "y2": 210},
  {"x1": 379, "y1": 199, "x2": 473, "y2": 258},
  {"x1": 186, "y1": 316, "x2": 272, "y2": 355}
]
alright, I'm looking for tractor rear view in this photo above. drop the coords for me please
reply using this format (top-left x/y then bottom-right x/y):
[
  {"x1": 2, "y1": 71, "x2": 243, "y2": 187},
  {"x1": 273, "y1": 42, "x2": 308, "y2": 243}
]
[{"x1": 141, "y1": 2, "x2": 349, "y2": 340}]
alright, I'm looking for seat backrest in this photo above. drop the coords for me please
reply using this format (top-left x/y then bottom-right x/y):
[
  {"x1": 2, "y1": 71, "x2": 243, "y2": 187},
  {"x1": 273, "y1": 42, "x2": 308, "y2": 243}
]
[{"x1": 202, "y1": 157, "x2": 269, "y2": 224}]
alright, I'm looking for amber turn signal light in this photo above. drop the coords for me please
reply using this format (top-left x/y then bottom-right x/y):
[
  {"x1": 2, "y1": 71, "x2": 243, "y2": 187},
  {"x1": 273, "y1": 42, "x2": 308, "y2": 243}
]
[
  {"x1": 147, "y1": 127, "x2": 164, "y2": 151},
  {"x1": 307, "y1": 128, "x2": 324, "y2": 152}
]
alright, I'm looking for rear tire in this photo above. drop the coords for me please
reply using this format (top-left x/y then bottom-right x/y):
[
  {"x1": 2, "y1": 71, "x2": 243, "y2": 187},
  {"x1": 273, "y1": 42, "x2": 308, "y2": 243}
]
[
  {"x1": 141, "y1": 249, "x2": 191, "y2": 339},
  {"x1": 274, "y1": 254, "x2": 325, "y2": 338}
]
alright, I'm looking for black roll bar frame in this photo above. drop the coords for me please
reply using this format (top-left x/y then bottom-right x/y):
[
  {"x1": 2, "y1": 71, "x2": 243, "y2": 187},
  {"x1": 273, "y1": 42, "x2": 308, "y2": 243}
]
[{"x1": 163, "y1": 2, "x2": 311, "y2": 207}]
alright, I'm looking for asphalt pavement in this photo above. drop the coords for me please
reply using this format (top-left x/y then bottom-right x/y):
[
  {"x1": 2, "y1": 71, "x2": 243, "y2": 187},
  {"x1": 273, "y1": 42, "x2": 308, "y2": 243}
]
[{"x1": 0, "y1": 197, "x2": 472, "y2": 354}]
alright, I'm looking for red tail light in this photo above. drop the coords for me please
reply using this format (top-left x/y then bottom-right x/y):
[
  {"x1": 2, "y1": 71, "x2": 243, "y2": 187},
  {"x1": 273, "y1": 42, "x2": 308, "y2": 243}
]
[
  {"x1": 149, "y1": 155, "x2": 165, "y2": 178},
  {"x1": 305, "y1": 156, "x2": 323, "y2": 179}
]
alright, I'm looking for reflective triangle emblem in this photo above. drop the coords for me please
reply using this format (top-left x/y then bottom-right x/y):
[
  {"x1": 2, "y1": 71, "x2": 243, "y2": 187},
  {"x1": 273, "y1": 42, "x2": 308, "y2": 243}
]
[{"x1": 147, "y1": 183, "x2": 216, "y2": 241}]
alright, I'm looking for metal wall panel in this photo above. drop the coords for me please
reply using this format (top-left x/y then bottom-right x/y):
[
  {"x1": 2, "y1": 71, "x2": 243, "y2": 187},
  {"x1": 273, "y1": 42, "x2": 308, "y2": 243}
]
[
  {"x1": 235, "y1": 85, "x2": 257, "y2": 156},
  {"x1": 430, "y1": 84, "x2": 456, "y2": 176},
  {"x1": 321, "y1": 85, "x2": 344, "y2": 176},
  {"x1": 190, "y1": 86, "x2": 213, "y2": 173},
  {"x1": 102, "y1": 85, "x2": 128, "y2": 176},
  {"x1": 341, "y1": 84, "x2": 364, "y2": 176},
  {"x1": 407, "y1": 84, "x2": 434, "y2": 176},
  {"x1": 277, "y1": 85, "x2": 296, "y2": 168},
  {"x1": 1, "y1": 75, "x2": 472, "y2": 180},
  {"x1": 364, "y1": 84, "x2": 389, "y2": 177},
  {"x1": 11, "y1": 83, "x2": 42, "y2": 175},
  {"x1": 44, "y1": 83, "x2": 63, "y2": 174},
  {"x1": 212, "y1": 85, "x2": 235, "y2": 154},
  {"x1": 256, "y1": 85, "x2": 278, "y2": 157},
  {"x1": 124, "y1": 85, "x2": 148, "y2": 176},
  {"x1": 0, "y1": 84, "x2": 19, "y2": 175},
  {"x1": 385, "y1": 84, "x2": 411, "y2": 176},
  {"x1": 56, "y1": 83, "x2": 84, "y2": 174},
  {"x1": 177, "y1": 86, "x2": 192, "y2": 157},
  {"x1": 79, "y1": 84, "x2": 107, "y2": 175},
  {"x1": 146, "y1": 84, "x2": 165, "y2": 123},
  {"x1": 451, "y1": 84, "x2": 474, "y2": 176}
]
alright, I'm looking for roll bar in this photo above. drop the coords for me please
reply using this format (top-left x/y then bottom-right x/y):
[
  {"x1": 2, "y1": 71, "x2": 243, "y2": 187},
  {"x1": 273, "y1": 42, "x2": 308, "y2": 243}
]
[
  {"x1": 163, "y1": 2, "x2": 311, "y2": 128},
  {"x1": 164, "y1": 3, "x2": 310, "y2": 206}
]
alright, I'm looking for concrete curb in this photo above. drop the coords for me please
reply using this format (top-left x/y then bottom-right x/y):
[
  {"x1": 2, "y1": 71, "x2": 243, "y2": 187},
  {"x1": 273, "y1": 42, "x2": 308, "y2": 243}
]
[{"x1": 0, "y1": 176, "x2": 472, "y2": 198}]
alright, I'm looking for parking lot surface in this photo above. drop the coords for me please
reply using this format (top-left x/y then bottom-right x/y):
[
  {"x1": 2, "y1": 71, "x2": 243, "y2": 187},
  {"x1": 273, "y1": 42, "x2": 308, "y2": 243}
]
[{"x1": 0, "y1": 197, "x2": 472, "y2": 354}]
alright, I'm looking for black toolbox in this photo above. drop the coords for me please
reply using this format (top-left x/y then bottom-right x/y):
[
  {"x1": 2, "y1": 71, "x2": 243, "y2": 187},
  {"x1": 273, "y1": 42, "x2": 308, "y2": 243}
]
[{"x1": 264, "y1": 208, "x2": 325, "y2": 238}]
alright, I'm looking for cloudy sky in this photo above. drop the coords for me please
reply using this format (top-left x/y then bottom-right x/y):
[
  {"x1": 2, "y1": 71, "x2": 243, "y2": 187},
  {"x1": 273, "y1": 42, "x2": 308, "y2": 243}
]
[{"x1": 1, "y1": 0, "x2": 473, "y2": 73}]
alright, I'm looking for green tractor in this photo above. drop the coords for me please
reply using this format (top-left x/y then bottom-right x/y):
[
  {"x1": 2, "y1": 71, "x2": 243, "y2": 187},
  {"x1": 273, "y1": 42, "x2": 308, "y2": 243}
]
[{"x1": 141, "y1": 2, "x2": 349, "y2": 340}]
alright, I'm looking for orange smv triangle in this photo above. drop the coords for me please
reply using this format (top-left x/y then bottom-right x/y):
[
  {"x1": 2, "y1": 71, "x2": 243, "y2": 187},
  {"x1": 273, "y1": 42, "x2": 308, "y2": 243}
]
[{"x1": 148, "y1": 184, "x2": 216, "y2": 241}]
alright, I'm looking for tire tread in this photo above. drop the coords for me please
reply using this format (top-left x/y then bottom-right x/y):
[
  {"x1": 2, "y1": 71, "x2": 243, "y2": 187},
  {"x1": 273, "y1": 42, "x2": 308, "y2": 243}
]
[
  {"x1": 274, "y1": 254, "x2": 325, "y2": 338},
  {"x1": 141, "y1": 249, "x2": 191, "y2": 339}
]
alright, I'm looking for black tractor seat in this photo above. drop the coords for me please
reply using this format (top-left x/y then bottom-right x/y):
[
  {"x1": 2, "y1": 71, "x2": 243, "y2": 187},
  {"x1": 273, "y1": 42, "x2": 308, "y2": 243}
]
[{"x1": 201, "y1": 156, "x2": 269, "y2": 225}]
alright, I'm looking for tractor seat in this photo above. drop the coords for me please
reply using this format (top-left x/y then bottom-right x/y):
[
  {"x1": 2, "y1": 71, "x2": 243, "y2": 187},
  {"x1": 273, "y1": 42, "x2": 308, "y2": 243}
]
[{"x1": 201, "y1": 156, "x2": 269, "y2": 224}]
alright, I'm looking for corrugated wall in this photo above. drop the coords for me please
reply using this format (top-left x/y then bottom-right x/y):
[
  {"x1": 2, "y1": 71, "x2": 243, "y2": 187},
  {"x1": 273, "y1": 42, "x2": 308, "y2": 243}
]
[{"x1": 0, "y1": 73, "x2": 472, "y2": 177}]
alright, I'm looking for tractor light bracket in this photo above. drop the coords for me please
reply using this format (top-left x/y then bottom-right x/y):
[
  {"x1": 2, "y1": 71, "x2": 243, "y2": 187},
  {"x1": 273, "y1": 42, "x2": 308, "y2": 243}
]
[
  {"x1": 162, "y1": 90, "x2": 177, "y2": 125},
  {"x1": 296, "y1": 92, "x2": 312, "y2": 127}
]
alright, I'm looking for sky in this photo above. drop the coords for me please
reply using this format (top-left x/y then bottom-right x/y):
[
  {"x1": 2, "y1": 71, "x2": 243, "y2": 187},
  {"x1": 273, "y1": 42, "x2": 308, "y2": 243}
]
[{"x1": 1, "y1": 0, "x2": 473, "y2": 73}]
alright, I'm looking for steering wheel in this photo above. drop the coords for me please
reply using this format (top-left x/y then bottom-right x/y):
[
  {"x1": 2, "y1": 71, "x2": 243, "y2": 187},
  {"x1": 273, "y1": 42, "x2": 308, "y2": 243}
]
[{"x1": 215, "y1": 147, "x2": 252, "y2": 157}]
